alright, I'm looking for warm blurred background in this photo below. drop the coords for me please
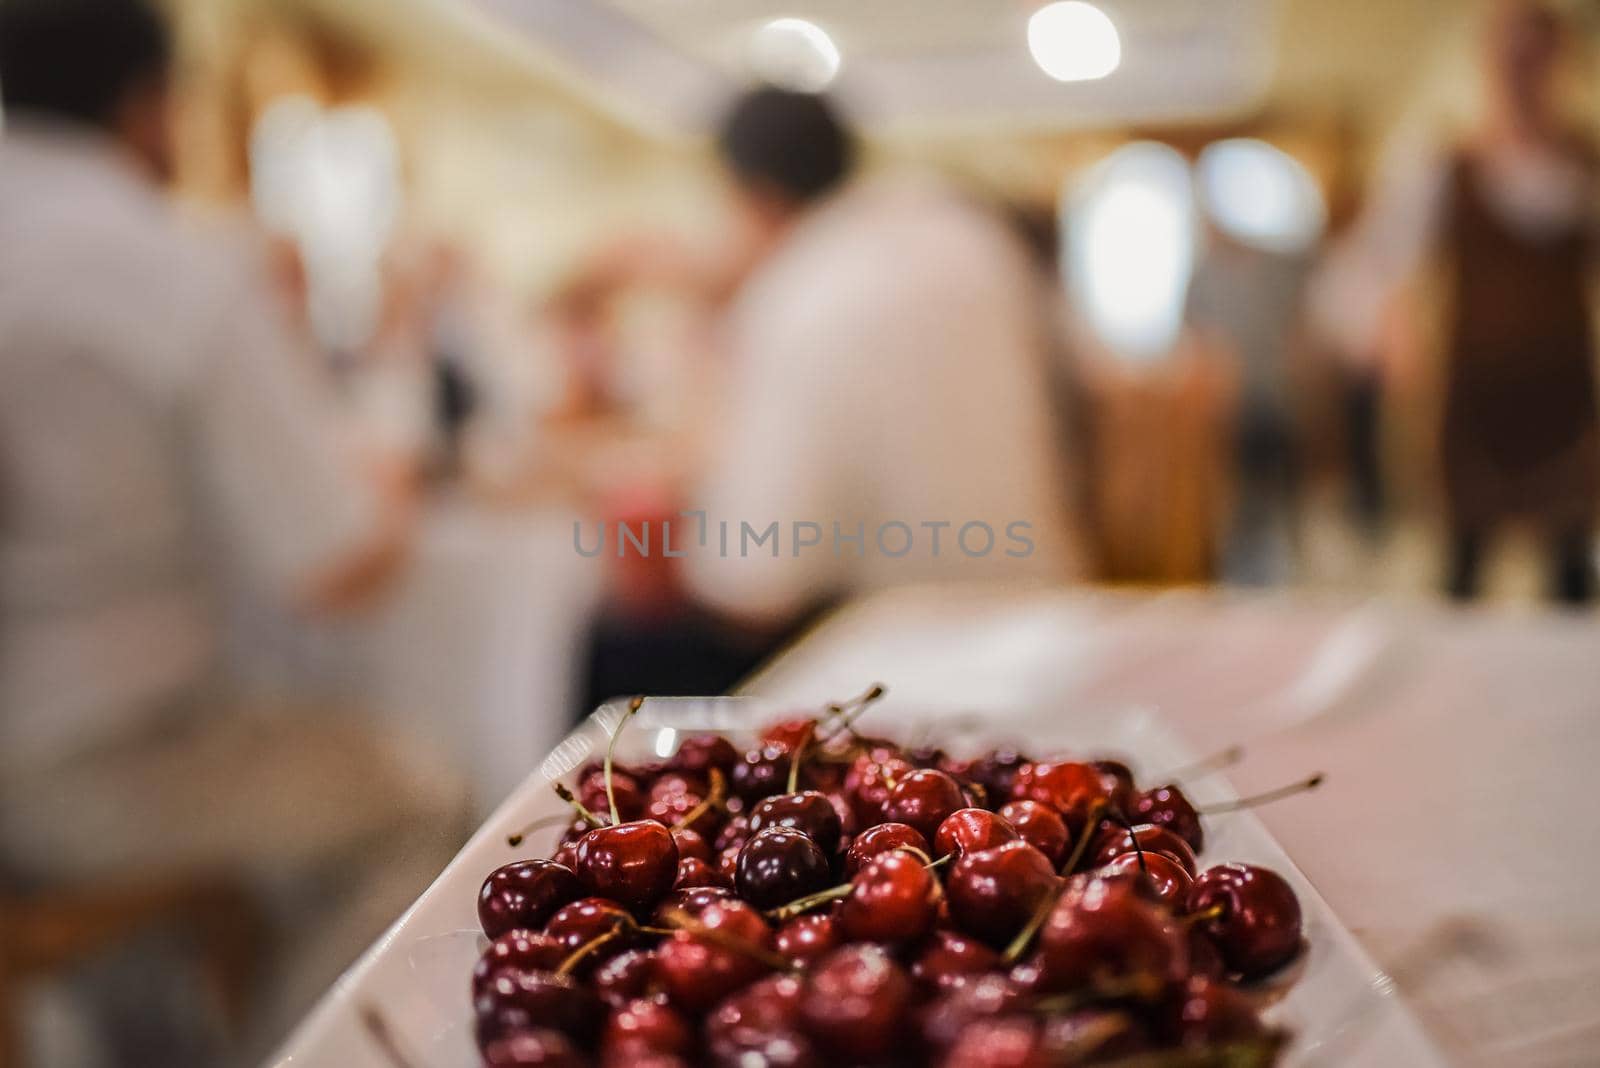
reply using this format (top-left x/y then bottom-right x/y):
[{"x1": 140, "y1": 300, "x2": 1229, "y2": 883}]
[{"x1": 1, "y1": 0, "x2": 1596, "y2": 1064}]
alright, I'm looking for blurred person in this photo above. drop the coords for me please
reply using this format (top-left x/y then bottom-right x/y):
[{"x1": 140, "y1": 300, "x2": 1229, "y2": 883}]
[
  {"x1": 1312, "y1": 0, "x2": 1597, "y2": 604},
  {"x1": 0, "y1": 1, "x2": 465, "y2": 1063}
]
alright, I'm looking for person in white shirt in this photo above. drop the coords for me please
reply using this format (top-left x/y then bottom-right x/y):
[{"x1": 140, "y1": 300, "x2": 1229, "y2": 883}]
[
  {"x1": 0, "y1": 2, "x2": 464, "y2": 1062},
  {"x1": 682, "y1": 88, "x2": 1079, "y2": 625}
]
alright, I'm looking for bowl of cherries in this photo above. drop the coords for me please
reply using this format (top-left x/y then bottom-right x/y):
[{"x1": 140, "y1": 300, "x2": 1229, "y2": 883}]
[{"x1": 455, "y1": 688, "x2": 1323, "y2": 1068}]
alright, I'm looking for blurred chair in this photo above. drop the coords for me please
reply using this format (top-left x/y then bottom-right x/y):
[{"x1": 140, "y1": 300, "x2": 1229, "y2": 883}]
[{"x1": 0, "y1": 871, "x2": 264, "y2": 1066}]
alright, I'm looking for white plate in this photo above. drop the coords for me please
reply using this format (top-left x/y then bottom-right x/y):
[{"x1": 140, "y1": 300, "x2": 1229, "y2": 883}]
[{"x1": 270, "y1": 696, "x2": 1449, "y2": 1067}]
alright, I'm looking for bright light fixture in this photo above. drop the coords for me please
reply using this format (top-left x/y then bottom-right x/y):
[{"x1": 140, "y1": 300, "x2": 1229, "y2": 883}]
[
  {"x1": 1197, "y1": 138, "x2": 1327, "y2": 255},
  {"x1": 749, "y1": 17, "x2": 841, "y2": 92},
  {"x1": 1028, "y1": 1, "x2": 1121, "y2": 83}
]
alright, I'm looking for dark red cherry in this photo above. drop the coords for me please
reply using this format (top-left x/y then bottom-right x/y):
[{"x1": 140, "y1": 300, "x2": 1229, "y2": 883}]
[
  {"x1": 580, "y1": 767, "x2": 646, "y2": 823},
  {"x1": 842, "y1": 753, "x2": 915, "y2": 827},
  {"x1": 933, "y1": 807, "x2": 1020, "y2": 860},
  {"x1": 647, "y1": 792, "x2": 715, "y2": 837},
  {"x1": 572, "y1": 820, "x2": 679, "y2": 909},
  {"x1": 600, "y1": 997, "x2": 695, "y2": 1059},
  {"x1": 941, "y1": 1016, "x2": 1044, "y2": 1068},
  {"x1": 881, "y1": 769, "x2": 968, "y2": 841},
  {"x1": 705, "y1": 973, "x2": 817, "y2": 1068},
  {"x1": 1010, "y1": 762, "x2": 1116, "y2": 826},
  {"x1": 965, "y1": 748, "x2": 1030, "y2": 803},
  {"x1": 668, "y1": 733, "x2": 740, "y2": 775},
  {"x1": 735, "y1": 826, "x2": 832, "y2": 911},
  {"x1": 916, "y1": 972, "x2": 1028, "y2": 1052},
  {"x1": 673, "y1": 856, "x2": 730, "y2": 890},
  {"x1": 945, "y1": 840, "x2": 1058, "y2": 947},
  {"x1": 670, "y1": 826, "x2": 711, "y2": 862},
  {"x1": 761, "y1": 717, "x2": 819, "y2": 749},
  {"x1": 592, "y1": 947, "x2": 657, "y2": 1008},
  {"x1": 1133, "y1": 783, "x2": 1205, "y2": 852},
  {"x1": 731, "y1": 742, "x2": 801, "y2": 801},
  {"x1": 481, "y1": 1028, "x2": 585, "y2": 1067},
  {"x1": 1038, "y1": 1009, "x2": 1152, "y2": 1062},
  {"x1": 1102, "y1": 851, "x2": 1194, "y2": 910},
  {"x1": 774, "y1": 912, "x2": 840, "y2": 968},
  {"x1": 910, "y1": 930, "x2": 1001, "y2": 991},
  {"x1": 997, "y1": 800, "x2": 1070, "y2": 866},
  {"x1": 842, "y1": 822, "x2": 929, "y2": 877},
  {"x1": 836, "y1": 850, "x2": 939, "y2": 945},
  {"x1": 654, "y1": 899, "x2": 775, "y2": 1014},
  {"x1": 748, "y1": 791, "x2": 844, "y2": 855},
  {"x1": 714, "y1": 814, "x2": 751, "y2": 852},
  {"x1": 1091, "y1": 824, "x2": 1198, "y2": 875},
  {"x1": 1092, "y1": 759, "x2": 1138, "y2": 814},
  {"x1": 479, "y1": 860, "x2": 584, "y2": 939},
  {"x1": 474, "y1": 969, "x2": 603, "y2": 1045},
  {"x1": 653, "y1": 885, "x2": 734, "y2": 925},
  {"x1": 799, "y1": 944, "x2": 913, "y2": 1062},
  {"x1": 1163, "y1": 975, "x2": 1267, "y2": 1047},
  {"x1": 1036, "y1": 877, "x2": 1185, "y2": 997},
  {"x1": 544, "y1": 897, "x2": 638, "y2": 957},
  {"x1": 1187, "y1": 863, "x2": 1302, "y2": 978},
  {"x1": 473, "y1": 929, "x2": 567, "y2": 994}
]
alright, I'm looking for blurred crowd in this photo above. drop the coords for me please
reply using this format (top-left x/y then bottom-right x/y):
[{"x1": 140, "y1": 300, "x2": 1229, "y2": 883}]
[{"x1": 0, "y1": 0, "x2": 1595, "y2": 1064}]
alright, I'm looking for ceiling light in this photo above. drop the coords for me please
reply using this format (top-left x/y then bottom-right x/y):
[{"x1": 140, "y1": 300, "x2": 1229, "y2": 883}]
[
  {"x1": 749, "y1": 17, "x2": 841, "y2": 92},
  {"x1": 1028, "y1": 1, "x2": 1121, "y2": 83}
]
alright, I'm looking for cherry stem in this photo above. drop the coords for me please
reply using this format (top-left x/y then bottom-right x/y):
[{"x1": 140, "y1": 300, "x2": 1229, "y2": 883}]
[
  {"x1": 1180, "y1": 902, "x2": 1228, "y2": 928},
  {"x1": 358, "y1": 1004, "x2": 419, "y2": 1068},
  {"x1": 556, "y1": 919, "x2": 627, "y2": 976},
  {"x1": 1199, "y1": 773, "x2": 1324, "y2": 815},
  {"x1": 671, "y1": 767, "x2": 727, "y2": 832},
  {"x1": 1061, "y1": 798, "x2": 1110, "y2": 876},
  {"x1": 603, "y1": 695, "x2": 645, "y2": 826},
  {"x1": 1029, "y1": 972, "x2": 1165, "y2": 1013},
  {"x1": 506, "y1": 812, "x2": 574, "y2": 848},
  {"x1": 659, "y1": 906, "x2": 795, "y2": 972},
  {"x1": 816, "y1": 683, "x2": 887, "y2": 744},
  {"x1": 552, "y1": 782, "x2": 606, "y2": 829},
  {"x1": 765, "y1": 882, "x2": 853, "y2": 921},
  {"x1": 1109, "y1": 807, "x2": 1148, "y2": 876},
  {"x1": 786, "y1": 726, "x2": 812, "y2": 794},
  {"x1": 1003, "y1": 874, "x2": 1064, "y2": 964},
  {"x1": 1160, "y1": 744, "x2": 1246, "y2": 781}
]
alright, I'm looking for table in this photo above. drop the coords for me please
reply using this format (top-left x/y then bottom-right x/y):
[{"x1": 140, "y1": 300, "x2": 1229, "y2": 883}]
[{"x1": 743, "y1": 585, "x2": 1600, "y2": 1067}]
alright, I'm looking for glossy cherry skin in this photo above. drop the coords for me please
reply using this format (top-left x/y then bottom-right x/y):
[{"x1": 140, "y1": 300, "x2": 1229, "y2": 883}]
[
  {"x1": 652, "y1": 885, "x2": 734, "y2": 925},
  {"x1": 941, "y1": 1016, "x2": 1045, "y2": 1068},
  {"x1": 647, "y1": 792, "x2": 715, "y2": 837},
  {"x1": 543, "y1": 897, "x2": 638, "y2": 957},
  {"x1": 600, "y1": 997, "x2": 695, "y2": 1059},
  {"x1": 473, "y1": 929, "x2": 568, "y2": 994},
  {"x1": 714, "y1": 814, "x2": 751, "y2": 852},
  {"x1": 946, "y1": 840, "x2": 1059, "y2": 947},
  {"x1": 1092, "y1": 759, "x2": 1138, "y2": 814},
  {"x1": 1010, "y1": 762, "x2": 1116, "y2": 827},
  {"x1": 1187, "y1": 863, "x2": 1302, "y2": 978},
  {"x1": 916, "y1": 973, "x2": 1028, "y2": 1052},
  {"x1": 1091, "y1": 824, "x2": 1198, "y2": 875},
  {"x1": 934, "y1": 807, "x2": 1020, "y2": 860},
  {"x1": 1162, "y1": 976, "x2": 1266, "y2": 1047},
  {"x1": 592, "y1": 947, "x2": 657, "y2": 1008},
  {"x1": 481, "y1": 1028, "x2": 586, "y2": 1067},
  {"x1": 842, "y1": 753, "x2": 915, "y2": 827},
  {"x1": 996, "y1": 800, "x2": 1070, "y2": 866},
  {"x1": 668, "y1": 733, "x2": 740, "y2": 775},
  {"x1": 911, "y1": 929, "x2": 1002, "y2": 991},
  {"x1": 761, "y1": 717, "x2": 819, "y2": 750},
  {"x1": 774, "y1": 912, "x2": 840, "y2": 968},
  {"x1": 1101, "y1": 851, "x2": 1195, "y2": 910},
  {"x1": 1038, "y1": 1008, "x2": 1153, "y2": 1063},
  {"x1": 836, "y1": 850, "x2": 940, "y2": 945},
  {"x1": 479, "y1": 860, "x2": 584, "y2": 939},
  {"x1": 881, "y1": 768, "x2": 970, "y2": 841},
  {"x1": 474, "y1": 969, "x2": 603, "y2": 1046},
  {"x1": 842, "y1": 822, "x2": 930, "y2": 877},
  {"x1": 673, "y1": 856, "x2": 730, "y2": 890},
  {"x1": 572, "y1": 820, "x2": 679, "y2": 910},
  {"x1": 731, "y1": 742, "x2": 801, "y2": 802},
  {"x1": 669, "y1": 826, "x2": 711, "y2": 862},
  {"x1": 705, "y1": 973, "x2": 818, "y2": 1068},
  {"x1": 799, "y1": 944, "x2": 914, "y2": 1062},
  {"x1": 965, "y1": 748, "x2": 1031, "y2": 803},
  {"x1": 735, "y1": 826, "x2": 833, "y2": 911},
  {"x1": 1133, "y1": 783, "x2": 1205, "y2": 853},
  {"x1": 748, "y1": 791, "x2": 844, "y2": 856},
  {"x1": 1036, "y1": 877, "x2": 1186, "y2": 997},
  {"x1": 654, "y1": 899, "x2": 775, "y2": 1015}
]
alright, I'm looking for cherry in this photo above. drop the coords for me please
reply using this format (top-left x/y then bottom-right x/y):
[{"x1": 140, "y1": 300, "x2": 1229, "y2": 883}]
[
  {"x1": 600, "y1": 997, "x2": 695, "y2": 1059},
  {"x1": 748, "y1": 791, "x2": 844, "y2": 855},
  {"x1": 842, "y1": 822, "x2": 930, "y2": 877},
  {"x1": 673, "y1": 856, "x2": 729, "y2": 890},
  {"x1": 774, "y1": 912, "x2": 840, "y2": 968},
  {"x1": 996, "y1": 800, "x2": 1069, "y2": 866},
  {"x1": 654, "y1": 899, "x2": 776, "y2": 1014},
  {"x1": 714, "y1": 813, "x2": 751, "y2": 852},
  {"x1": 572, "y1": 820, "x2": 680, "y2": 909},
  {"x1": 479, "y1": 860, "x2": 584, "y2": 939},
  {"x1": 1102, "y1": 850, "x2": 1194, "y2": 910},
  {"x1": 591, "y1": 947, "x2": 657, "y2": 1008},
  {"x1": 481, "y1": 1028, "x2": 585, "y2": 1067},
  {"x1": 731, "y1": 742, "x2": 800, "y2": 801},
  {"x1": 474, "y1": 969, "x2": 603, "y2": 1045},
  {"x1": 881, "y1": 768, "x2": 969, "y2": 840},
  {"x1": 580, "y1": 767, "x2": 645, "y2": 823},
  {"x1": 841, "y1": 752, "x2": 915, "y2": 827},
  {"x1": 1133, "y1": 783, "x2": 1204, "y2": 852},
  {"x1": 652, "y1": 885, "x2": 734, "y2": 925},
  {"x1": 1162, "y1": 975, "x2": 1267, "y2": 1047},
  {"x1": 1185, "y1": 927, "x2": 1228, "y2": 982},
  {"x1": 670, "y1": 826, "x2": 711, "y2": 862},
  {"x1": 799, "y1": 944, "x2": 913, "y2": 1062},
  {"x1": 1187, "y1": 863, "x2": 1303, "y2": 978},
  {"x1": 1091, "y1": 824, "x2": 1198, "y2": 875},
  {"x1": 716, "y1": 843, "x2": 743, "y2": 885},
  {"x1": 1038, "y1": 1008, "x2": 1152, "y2": 1063},
  {"x1": 544, "y1": 897, "x2": 638, "y2": 957},
  {"x1": 705, "y1": 973, "x2": 817, "y2": 1068},
  {"x1": 735, "y1": 826, "x2": 833, "y2": 911},
  {"x1": 945, "y1": 840, "x2": 1058, "y2": 947},
  {"x1": 965, "y1": 748, "x2": 1031, "y2": 803},
  {"x1": 473, "y1": 929, "x2": 567, "y2": 994},
  {"x1": 762, "y1": 717, "x2": 819, "y2": 750},
  {"x1": 1036, "y1": 877, "x2": 1186, "y2": 997},
  {"x1": 940, "y1": 1016, "x2": 1045, "y2": 1068},
  {"x1": 1092, "y1": 759, "x2": 1138, "y2": 814},
  {"x1": 836, "y1": 850, "x2": 939, "y2": 945},
  {"x1": 916, "y1": 973, "x2": 1028, "y2": 1052},
  {"x1": 910, "y1": 930, "x2": 1001, "y2": 991},
  {"x1": 933, "y1": 807, "x2": 1020, "y2": 860},
  {"x1": 668, "y1": 733, "x2": 740, "y2": 775},
  {"x1": 647, "y1": 791, "x2": 715, "y2": 837},
  {"x1": 1010, "y1": 761, "x2": 1115, "y2": 827}
]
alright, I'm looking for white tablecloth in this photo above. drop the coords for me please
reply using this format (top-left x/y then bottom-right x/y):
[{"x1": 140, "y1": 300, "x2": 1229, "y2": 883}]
[{"x1": 744, "y1": 585, "x2": 1600, "y2": 1067}]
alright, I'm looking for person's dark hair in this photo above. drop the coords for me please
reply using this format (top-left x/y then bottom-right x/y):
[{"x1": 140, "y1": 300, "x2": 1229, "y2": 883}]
[
  {"x1": 716, "y1": 86, "x2": 855, "y2": 205},
  {"x1": 0, "y1": 0, "x2": 171, "y2": 127}
]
